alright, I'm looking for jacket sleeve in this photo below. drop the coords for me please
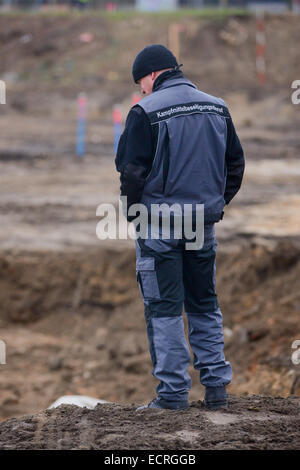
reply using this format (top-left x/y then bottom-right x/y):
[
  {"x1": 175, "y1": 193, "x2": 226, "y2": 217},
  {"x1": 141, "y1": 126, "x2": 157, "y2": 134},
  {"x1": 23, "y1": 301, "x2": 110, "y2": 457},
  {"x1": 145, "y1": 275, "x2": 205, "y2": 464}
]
[
  {"x1": 115, "y1": 105, "x2": 154, "y2": 222},
  {"x1": 224, "y1": 116, "x2": 245, "y2": 205}
]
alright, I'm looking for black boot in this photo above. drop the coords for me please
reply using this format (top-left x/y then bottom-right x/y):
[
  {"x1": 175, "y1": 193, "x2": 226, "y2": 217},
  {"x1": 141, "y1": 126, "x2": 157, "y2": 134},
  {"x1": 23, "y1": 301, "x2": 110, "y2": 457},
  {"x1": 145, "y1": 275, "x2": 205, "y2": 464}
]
[
  {"x1": 204, "y1": 386, "x2": 228, "y2": 410},
  {"x1": 136, "y1": 396, "x2": 189, "y2": 411}
]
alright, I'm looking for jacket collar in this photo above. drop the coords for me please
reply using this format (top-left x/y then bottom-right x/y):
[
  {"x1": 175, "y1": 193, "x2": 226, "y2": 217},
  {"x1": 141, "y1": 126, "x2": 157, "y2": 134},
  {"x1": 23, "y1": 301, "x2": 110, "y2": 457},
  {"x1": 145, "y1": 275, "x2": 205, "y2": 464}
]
[{"x1": 152, "y1": 69, "x2": 197, "y2": 92}]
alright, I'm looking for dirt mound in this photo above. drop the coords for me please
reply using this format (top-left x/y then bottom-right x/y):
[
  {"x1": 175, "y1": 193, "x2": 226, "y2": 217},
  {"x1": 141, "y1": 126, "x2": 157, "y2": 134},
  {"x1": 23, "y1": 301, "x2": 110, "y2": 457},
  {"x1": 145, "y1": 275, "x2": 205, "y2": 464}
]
[
  {"x1": 0, "y1": 395, "x2": 299, "y2": 450},
  {"x1": 1, "y1": 13, "x2": 300, "y2": 111}
]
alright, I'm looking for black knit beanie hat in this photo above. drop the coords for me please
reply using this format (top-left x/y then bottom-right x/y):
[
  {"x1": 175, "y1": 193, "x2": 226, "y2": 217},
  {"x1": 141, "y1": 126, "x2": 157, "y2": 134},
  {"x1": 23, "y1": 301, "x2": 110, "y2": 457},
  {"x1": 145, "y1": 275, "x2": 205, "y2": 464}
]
[{"x1": 132, "y1": 44, "x2": 178, "y2": 84}]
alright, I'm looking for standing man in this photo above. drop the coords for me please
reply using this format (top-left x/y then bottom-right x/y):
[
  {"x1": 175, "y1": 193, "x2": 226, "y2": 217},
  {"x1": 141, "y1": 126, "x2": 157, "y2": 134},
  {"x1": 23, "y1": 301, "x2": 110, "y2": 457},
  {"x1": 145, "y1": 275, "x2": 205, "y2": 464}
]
[{"x1": 115, "y1": 45, "x2": 245, "y2": 411}]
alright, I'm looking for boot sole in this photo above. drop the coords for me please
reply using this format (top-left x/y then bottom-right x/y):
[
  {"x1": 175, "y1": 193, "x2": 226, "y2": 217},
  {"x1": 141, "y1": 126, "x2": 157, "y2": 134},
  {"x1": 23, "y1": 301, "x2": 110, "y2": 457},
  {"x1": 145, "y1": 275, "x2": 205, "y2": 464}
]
[
  {"x1": 204, "y1": 400, "x2": 228, "y2": 410},
  {"x1": 136, "y1": 403, "x2": 189, "y2": 411}
]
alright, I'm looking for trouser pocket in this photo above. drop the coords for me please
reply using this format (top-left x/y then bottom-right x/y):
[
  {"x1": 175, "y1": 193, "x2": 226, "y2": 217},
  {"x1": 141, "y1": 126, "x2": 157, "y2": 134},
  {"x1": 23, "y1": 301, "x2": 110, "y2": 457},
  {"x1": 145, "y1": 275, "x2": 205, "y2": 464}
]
[{"x1": 136, "y1": 257, "x2": 160, "y2": 301}]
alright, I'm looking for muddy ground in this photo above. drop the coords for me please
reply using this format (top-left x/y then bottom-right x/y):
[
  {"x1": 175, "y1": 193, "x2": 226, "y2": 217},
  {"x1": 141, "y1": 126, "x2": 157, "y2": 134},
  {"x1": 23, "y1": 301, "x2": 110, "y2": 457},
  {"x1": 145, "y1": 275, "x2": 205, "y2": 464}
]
[
  {"x1": 0, "y1": 11, "x2": 299, "y2": 449},
  {"x1": 0, "y1": 395, "x2": 300, "y2": 450}
]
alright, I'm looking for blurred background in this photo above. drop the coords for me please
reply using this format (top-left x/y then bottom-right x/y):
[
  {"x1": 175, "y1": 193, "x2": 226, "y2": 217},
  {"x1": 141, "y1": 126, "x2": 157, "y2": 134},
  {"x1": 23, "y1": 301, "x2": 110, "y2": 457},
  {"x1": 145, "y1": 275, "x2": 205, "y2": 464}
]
[{"x1": 0, "y1": 0, "x2": 299, "y2": 421}]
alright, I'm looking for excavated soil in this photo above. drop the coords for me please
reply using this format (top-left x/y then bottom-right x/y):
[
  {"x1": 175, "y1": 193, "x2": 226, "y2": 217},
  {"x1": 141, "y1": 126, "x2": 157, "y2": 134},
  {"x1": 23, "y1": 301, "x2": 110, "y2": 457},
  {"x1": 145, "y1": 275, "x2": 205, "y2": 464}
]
[
  {"x1": 0, "y1": 11, "x2": 299, "y2": 449},
  {"x1": 0, "y1": 395, "x2": 300, "y2": 450},
  {"x1": 1, "y1": 237, "x2": 300, "y2": 423}
]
